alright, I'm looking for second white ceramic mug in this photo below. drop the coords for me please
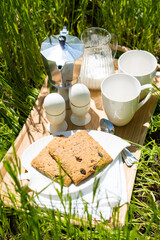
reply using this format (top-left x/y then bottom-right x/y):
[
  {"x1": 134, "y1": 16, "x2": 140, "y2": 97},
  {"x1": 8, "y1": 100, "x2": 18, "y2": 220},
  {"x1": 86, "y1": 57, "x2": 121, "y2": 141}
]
[
  {"x1": 118, "y1": 50, "x2": 157, "y2": 99},
  {"x1": 101, "y1": 73, "x2": 154, "y2": 126},
  {"x1": 118, "y1": 50, "x2": 157, "y2": 85}
]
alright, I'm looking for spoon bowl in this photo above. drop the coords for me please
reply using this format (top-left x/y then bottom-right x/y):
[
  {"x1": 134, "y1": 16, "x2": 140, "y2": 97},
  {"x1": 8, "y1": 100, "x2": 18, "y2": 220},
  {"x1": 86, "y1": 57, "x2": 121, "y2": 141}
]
[{"x1": 99, "y1": 118, "x2": 115, "y2": 134}]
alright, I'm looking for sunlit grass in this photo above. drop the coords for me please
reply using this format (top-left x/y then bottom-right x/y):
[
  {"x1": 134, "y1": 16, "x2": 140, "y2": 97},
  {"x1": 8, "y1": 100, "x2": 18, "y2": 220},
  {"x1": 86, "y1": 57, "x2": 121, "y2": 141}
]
[{"x1": 0, "y1": 0, "x2": 160, "y2": 239}]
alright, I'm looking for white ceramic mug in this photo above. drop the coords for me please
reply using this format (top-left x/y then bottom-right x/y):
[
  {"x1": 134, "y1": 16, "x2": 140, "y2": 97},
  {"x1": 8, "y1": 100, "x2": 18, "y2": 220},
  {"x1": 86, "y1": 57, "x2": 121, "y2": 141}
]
[
  {"x1": 101, "y1": 73, "x2": 154, "y2": 126},
  {"x1": 118, "y1": 50, "x2": 157, "y2": 99}
]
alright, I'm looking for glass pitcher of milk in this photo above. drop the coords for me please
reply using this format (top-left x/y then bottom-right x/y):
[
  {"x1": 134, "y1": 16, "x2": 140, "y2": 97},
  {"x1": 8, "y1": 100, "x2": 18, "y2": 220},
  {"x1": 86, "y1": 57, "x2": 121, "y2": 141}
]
[{"x1": 79, "y1": 27, "x2": 118, "y2": 89}]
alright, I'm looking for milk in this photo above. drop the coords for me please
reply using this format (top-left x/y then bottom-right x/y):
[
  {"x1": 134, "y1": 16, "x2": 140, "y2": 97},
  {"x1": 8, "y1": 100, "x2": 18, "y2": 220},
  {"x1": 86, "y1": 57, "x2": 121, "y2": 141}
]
[{"x1": 79, "y1": 51, "x2": 114, "y2": 89}]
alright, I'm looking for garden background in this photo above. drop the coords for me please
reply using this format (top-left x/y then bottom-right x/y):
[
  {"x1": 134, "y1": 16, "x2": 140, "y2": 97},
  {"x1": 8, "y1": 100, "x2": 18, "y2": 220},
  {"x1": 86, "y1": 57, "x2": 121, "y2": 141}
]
[{"x1": 0, "y1": 0, "x2": 160, "y2": 239}]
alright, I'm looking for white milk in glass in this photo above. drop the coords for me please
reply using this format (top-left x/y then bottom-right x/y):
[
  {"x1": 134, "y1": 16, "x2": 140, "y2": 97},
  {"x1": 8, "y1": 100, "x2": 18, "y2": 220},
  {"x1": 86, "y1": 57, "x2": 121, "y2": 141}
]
[{"x1": 79, "y1": 46, "x2": 114, "y2": 89}]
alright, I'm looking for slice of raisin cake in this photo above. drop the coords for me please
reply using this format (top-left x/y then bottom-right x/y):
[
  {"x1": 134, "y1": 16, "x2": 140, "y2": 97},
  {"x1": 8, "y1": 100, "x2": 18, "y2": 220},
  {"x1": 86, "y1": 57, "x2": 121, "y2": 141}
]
[
  {"x1": 31, "y1": 135, "x2": 72, "y2": 187},
  {"x1": 49, "y1": 130, "x2": 113, "y2": 185}
]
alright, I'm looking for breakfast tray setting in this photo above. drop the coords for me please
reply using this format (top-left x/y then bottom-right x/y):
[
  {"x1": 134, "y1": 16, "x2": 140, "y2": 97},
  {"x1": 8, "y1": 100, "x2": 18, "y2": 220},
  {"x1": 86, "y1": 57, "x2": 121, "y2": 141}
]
[{"x1": 0, "y1": 57, "x2": 159, "y2": 226}]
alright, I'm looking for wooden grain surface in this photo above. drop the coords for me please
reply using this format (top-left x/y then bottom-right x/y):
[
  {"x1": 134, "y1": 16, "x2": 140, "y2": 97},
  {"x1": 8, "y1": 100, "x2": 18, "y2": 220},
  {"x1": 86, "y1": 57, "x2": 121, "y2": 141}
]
[{"x1": 0, "y1": 59, "x2": 159, "y2": 225}]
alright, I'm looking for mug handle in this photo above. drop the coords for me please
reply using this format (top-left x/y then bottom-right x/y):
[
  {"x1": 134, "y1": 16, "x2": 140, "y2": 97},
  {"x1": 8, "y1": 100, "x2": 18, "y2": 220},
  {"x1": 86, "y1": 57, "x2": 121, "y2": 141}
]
[{"x1": 136, "y1": 84, "x2": 154, "y2": 111}]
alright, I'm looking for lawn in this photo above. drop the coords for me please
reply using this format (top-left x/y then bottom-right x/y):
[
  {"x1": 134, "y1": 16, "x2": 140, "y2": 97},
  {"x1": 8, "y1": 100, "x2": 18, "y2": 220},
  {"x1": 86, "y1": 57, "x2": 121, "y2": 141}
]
[{"x1": 0, "y1": 0, "x2": 160, "y2": 239}]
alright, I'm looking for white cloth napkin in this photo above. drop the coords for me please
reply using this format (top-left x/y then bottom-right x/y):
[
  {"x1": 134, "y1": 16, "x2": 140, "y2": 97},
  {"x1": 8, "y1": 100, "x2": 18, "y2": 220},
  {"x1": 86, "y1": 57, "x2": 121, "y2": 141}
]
[{"x1": 34, "y1": 153, "x2": 128, "y2": 221}]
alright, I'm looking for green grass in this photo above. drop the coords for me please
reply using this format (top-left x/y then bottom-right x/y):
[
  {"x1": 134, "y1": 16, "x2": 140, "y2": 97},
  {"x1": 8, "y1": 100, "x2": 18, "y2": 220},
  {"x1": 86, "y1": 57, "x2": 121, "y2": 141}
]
[{"x1": 0, "y1": 0, "x2": 160, "y2": 239}]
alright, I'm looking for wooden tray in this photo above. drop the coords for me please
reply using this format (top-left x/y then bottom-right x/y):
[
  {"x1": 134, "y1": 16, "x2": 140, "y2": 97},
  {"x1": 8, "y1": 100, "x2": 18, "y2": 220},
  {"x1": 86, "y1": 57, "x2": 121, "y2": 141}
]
[{"x1": 0, "y1": 58, "x2": 159, "y2": 226}]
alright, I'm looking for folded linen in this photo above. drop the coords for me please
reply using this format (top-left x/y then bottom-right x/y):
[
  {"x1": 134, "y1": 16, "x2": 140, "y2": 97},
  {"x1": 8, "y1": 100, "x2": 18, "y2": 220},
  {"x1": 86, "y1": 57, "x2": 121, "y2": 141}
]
[{"x1": 34, "y1": 153, "x2": 128, "y2": 221}]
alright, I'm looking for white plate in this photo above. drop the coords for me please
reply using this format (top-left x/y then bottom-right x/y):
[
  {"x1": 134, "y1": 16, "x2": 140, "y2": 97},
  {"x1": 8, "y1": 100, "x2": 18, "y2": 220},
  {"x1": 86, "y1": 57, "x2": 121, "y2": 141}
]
[{"x1": 20, "y1": 130, "x2": 130, "y2": 196}]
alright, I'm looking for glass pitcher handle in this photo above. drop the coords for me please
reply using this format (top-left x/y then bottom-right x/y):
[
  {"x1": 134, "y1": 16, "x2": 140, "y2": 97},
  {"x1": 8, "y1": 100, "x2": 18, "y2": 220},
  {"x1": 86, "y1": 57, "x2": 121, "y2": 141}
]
[{"x1": 110, "y1": 33, "x2": 118, "y2": 59}]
